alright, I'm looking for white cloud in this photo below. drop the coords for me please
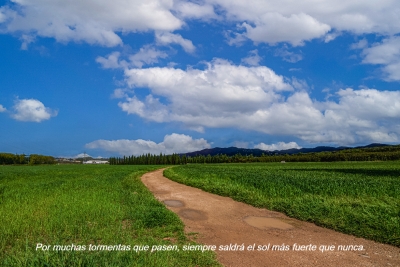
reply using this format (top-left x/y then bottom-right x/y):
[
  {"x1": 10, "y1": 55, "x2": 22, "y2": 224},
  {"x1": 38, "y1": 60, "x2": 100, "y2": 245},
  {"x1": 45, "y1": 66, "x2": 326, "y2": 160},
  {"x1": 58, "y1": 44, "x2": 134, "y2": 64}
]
[
  {"x1": 254, "y1": 142, "x2": 301, "y2": 151},
  {"x1": 155, "y1": 32, "x2": 196, "y2": 53},
  {"x1": 328, "y1": 88, "x2": 400, "y2": 121},
  {"x1": 96, "y1": 46, "x2": 169, "y2": 69},
  {"x1": 291, "y1": 77, "x2": 309, "y2": 91},
  {"x1": 0, "y1": 7, "x2": 6, "y2": 23},
  {"x1": 96, "y1": 52, "x2": 125, "y2": 69},
  {"x1": 225, "y1": 30, "x2": 248, "y2": 46},
  {"x1": 121, "y1": 59, "x2": 292, "y2": 128},
  {"x1": 241, "y1": 50, "x2": 262, "y2": 66},
  {"x1": 274, "y1": 45, "x2": 303, "y2": 63},
  {"x1": 0, "y1": 104, "x2": 6, "y2": 112},
  {"x1": 20, "y1": 34, "x2": 35, "y2": 50},
  {"x1": 2, "y1": 0, "x2": 400, "y2": 49},
  {"x1": 350, "y1": 39, "x2": 368, "y2": 50},
  {"x1": 111, "y1": 88, "x2": 128, "y2": 99},
  {"x1": 361, "y1": 36, "x2": 400, "y2": 81},
  {"x1": 86, "y1": 133, "x2": 211, "y2": 156},
  {"x1": 115, "y1": 60, "x2": 400, "y2": 145},
  {"x1": 11, "y1": 99, "x2": 57, "y2": 122},
  {"x1": 208, "y1": 0, "x2": 400, "y2": 39},
  {"x1": 362, "y1": 37, "x2": 400, "y2": 64},
  {"x1": 241, "y1": 12, "x2": 331, "y2": 46},
  {"x1": 118, "y1": 95, "x2": 169, "y2": 123},
  {"x1": 324, "y1": 31, "x2": 341, "y2": 43},
  {"x1": 1, "y1": 0, "x2": 183, "y2": 47},
  {"x1": 173, "y1": 1, "x2": 216, "y2": 19},
  {"x1": 233, "y1": 141, "x2": 249, "y2": 148},
  {"x1": 129, "y1": 45, "x2": 169, "y2": 67}
]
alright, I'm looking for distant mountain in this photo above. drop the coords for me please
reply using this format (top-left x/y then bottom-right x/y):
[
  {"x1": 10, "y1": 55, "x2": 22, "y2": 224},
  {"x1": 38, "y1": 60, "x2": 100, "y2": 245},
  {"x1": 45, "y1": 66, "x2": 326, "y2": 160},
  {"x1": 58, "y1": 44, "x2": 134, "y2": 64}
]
[
  {"x1": 185, "y1": 147, "x2": 267, "y2": 157},
  {"x1": 183, "y1": 143, "x2": 390, "y2": 157}
]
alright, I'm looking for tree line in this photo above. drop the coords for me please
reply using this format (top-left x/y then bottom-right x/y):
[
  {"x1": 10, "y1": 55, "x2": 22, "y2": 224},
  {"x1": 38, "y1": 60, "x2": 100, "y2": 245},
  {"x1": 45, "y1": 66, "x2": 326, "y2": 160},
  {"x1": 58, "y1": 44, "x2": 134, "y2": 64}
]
[
  {"x1": 0, "y1": 153, "x2": 56, "y2": 165},
  {"x1": 109, "y1": 145, "x2": 400, "y2": 165},
  {"x1": 109, "y1": 153, "x2": 186, "y2": 165}
]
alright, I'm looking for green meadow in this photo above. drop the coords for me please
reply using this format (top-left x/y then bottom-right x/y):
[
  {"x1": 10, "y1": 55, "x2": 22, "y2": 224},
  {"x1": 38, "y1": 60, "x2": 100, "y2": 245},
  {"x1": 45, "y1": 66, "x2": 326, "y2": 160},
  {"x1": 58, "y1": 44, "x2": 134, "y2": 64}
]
[
  {"x1": 0, "y1": 165, "x2": 220, "y2": 267},
  {"x1": 164, "y1": 162, "x2": 400, "y2": 247}
]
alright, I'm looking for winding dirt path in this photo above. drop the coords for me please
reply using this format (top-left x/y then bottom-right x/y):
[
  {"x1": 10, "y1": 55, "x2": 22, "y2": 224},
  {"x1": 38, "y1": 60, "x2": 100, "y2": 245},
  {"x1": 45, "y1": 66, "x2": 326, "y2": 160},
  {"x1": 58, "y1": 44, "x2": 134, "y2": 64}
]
[{"x1": 141, "y1": 169, "x2": 400, "y2": 267}]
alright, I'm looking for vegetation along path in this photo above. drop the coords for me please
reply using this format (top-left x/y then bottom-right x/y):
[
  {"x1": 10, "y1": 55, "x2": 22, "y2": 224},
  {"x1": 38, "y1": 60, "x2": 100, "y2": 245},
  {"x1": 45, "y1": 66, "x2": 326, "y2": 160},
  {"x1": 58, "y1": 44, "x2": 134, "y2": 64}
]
[{"x1": 141, "y1": 169, "x2": 400, "y2": 267}]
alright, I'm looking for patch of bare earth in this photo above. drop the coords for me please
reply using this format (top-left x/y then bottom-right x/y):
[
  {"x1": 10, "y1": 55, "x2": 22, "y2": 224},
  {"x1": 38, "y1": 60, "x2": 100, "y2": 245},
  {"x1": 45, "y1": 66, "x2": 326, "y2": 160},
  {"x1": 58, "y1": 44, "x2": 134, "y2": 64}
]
[{"x1": 141, "y1": 169, "x2": 400, "y2": 267}]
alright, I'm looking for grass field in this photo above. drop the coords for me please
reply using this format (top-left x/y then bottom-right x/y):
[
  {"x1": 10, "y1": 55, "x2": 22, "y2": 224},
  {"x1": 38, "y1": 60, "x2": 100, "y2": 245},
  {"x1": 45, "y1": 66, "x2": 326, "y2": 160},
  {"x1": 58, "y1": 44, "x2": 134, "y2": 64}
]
[
  {"x1": 0, "y1": 165, "x2": 221, "y2": 267},
  {"x1": 164, "y1": 162, "x2": 400, "y2": 247}
]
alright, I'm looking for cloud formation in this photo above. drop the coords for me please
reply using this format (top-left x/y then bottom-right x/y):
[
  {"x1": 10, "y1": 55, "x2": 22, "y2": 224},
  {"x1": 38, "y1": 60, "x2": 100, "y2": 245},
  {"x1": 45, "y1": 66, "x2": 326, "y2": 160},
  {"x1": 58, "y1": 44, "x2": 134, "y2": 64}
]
[
  {"x1": 86, "y1": 133, "x2": 211, "y2": 155},
  {"x1": 241, "y1": 50, "x2": 262, "y2": 66},
  {"x1": 11, "y1": 99, "x2": 57, "y2": 122},
  {"x1": 241, "y1": 12, "x2": 330, "y2": 46},
  {"x1": 0, "y1": 104, "x2": 6, "y2": 112},
  {"x1": 173, "y1": 1, "x2": 216, "y2": 19},
  {"x1": 0, "y1": 0, "x2": 183, "y2": 47},
  {"x1": 210, "y1": 0, "x2": 400, "y2": 45},
  {"x1": 254, "y1": 142, "x2": 302, "y2": 151},
  {"x1": 116, "y1": 60, "x2": 400, "y2": 145},
  {"x1": 120, "y1": 59, "x2": 292, "y2": 128},
  {"x1": 274, "y1": 46, "x2": 303, "y2": 63},
  {"x1": 361, "y1": 36, "x2": 400, "y2": 81},
  {"x1": 155, "y1": 32, "x2": 196, "y2": 53},
  {"x1": 2, "y1": 0, "x2": 400, "y2": 48},
  {"x1": 96, "y1": 46, "x2": 169, "y2": 69}
]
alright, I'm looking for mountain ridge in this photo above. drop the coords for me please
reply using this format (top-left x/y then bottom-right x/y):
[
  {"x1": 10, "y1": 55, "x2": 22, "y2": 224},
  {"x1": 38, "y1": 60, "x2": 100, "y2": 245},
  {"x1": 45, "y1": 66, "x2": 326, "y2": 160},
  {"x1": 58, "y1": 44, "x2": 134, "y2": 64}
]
[{"x1": 182, "y1": 143, "x2": 390, "y2": 157}]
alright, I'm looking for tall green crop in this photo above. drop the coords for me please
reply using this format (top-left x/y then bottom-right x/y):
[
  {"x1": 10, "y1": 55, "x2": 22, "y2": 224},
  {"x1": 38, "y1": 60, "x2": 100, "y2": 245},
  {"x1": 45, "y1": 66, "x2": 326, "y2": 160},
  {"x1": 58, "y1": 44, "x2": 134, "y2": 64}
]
[
  {"x1": 0, "y1": 165, "x2": 221, "y2": 267},
  {"x1": 164, "y1": 162, "x2": 400, "y2": 247}
]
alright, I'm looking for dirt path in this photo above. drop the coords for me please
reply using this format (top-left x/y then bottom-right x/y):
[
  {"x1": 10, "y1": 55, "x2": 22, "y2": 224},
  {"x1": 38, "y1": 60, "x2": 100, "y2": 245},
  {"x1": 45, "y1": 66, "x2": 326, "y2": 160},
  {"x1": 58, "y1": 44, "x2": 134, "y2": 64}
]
[{"x1": 141, "y1": 169, "x2": 400, "y2": 267}]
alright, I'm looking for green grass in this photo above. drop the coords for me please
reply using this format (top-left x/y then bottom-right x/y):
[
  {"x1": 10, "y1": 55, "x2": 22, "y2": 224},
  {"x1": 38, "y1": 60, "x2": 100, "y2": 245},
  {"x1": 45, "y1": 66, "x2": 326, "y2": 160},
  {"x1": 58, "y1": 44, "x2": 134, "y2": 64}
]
[
  {"x1": 0, "y1": 165, "x2": 221, "y2": 267},
  {"x1": 164, "y1": 162, "x2": 400, "y2": 247}
]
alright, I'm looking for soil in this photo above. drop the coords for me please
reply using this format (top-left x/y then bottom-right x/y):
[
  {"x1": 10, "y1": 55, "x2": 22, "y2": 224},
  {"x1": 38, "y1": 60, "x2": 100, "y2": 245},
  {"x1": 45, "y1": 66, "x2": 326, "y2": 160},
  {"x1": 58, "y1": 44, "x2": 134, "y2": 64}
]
[{"x1": 141, "y1": 169, "x2": 400, "y2": 267}]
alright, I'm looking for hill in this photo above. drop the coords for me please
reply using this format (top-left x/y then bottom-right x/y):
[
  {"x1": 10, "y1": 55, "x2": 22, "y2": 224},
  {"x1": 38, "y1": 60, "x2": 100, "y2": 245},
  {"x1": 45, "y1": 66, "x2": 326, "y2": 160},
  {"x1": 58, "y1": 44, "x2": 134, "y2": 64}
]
[{"x1": 183, "y1": 143, "x2": 390, "y2": 157}]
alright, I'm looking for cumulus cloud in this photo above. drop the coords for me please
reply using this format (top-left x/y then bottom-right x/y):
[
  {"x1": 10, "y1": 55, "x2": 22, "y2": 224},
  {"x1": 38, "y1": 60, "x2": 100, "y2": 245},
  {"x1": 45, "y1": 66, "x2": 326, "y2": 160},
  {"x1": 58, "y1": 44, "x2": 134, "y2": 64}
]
[
  {"x1": 86, "y1": 133, "x2": 211, "y2": 156},
  {"x1": 155, "y1": 32, "x2": 196, "y2": 53},
  {"x1": 20, "y1": 34, "x2": 35, "y2": 50},
  {"x1": 11, "y1": 99, "x2": 57, "y2": 122},
  {"x1": 254, "y1": 142, "x2": 301, "y2": 151},
  {"x1": 111, "y1": 88, "x2": 128, "y2": 99},
  {"x1": 274, "y1": 45, "x2": 303, "y2": 63},
  {"x1": 0, "y1": 7, "x2": 6, "y2": 23},
  {"x1": 115, "y1": 59, "x2": 400, "y2": 145},
  {"x1": 0, "y1": 0, "x2": 182, "y2": 46},
  {"x1": 361, "y1": 36, "x2": 400, "y2": 81},
  {"x1": 241, "y1": 50, "x2": 262, "y2": 66},
  {"x1": 350, "y1": 39, "x2": 368, "y2": 50},
  {"x1": 173, "y1": 1, "x2": 216, "y2": 20},
  {"x1": 2, "y1": 0, "x2": 400, "y2": 49},
  {"x1": 241, "y1": 12, "x2": 331, "y2": 46},
  {"x1": 96, "y1": 52, "x2": 125, "y2": 69},
  {"x1": 291, "y1": 77, "x2": 309, "y2": 91},
  {"x1": 129, "y1": 46, "x2": 169, "y2": 68},
  {"x1": 120, "y1": 59, "x2": 292, "y2": 127},
  {"x1": 96, "y1": 46, "x2": 169, "y2": 69},
  {"x1": 324, "y1": 31, "x2": 341, "y2": 43},
  {"x1": 0, "y1": 104, "x2": 6, "y2": 112},
  {"x1": 207, "y1": 0, "x2": 400, "y2": 44}
]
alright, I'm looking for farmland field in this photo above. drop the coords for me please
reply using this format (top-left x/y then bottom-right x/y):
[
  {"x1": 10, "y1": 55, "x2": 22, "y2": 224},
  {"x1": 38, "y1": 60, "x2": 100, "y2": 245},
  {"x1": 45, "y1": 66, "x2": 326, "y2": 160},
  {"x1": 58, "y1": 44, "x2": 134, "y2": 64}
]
[
  {"x1": 164, "y1": 162, "x2": 400, "y2": 247},
  {"x1": 0, "y1": 165, "x2": 220, "y2": 267}
]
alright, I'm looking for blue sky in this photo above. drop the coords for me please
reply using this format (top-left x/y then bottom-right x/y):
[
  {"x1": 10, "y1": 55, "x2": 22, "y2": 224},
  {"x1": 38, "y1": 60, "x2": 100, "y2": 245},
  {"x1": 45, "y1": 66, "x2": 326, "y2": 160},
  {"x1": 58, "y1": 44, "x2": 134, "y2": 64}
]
[{"x1": 1, "y1": 0, "x2": 399, "y2": 157}]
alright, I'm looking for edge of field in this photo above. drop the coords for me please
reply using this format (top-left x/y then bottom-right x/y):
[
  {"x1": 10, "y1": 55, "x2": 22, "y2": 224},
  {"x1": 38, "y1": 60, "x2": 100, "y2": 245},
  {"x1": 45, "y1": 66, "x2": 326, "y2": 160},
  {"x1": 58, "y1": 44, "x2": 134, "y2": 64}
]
[
  {"x1": 0, "y1": 165, "x2": 222, "y2": 267},
  {"x1": 163, "y1": 162, "x2": 400, "y2": 248}
]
